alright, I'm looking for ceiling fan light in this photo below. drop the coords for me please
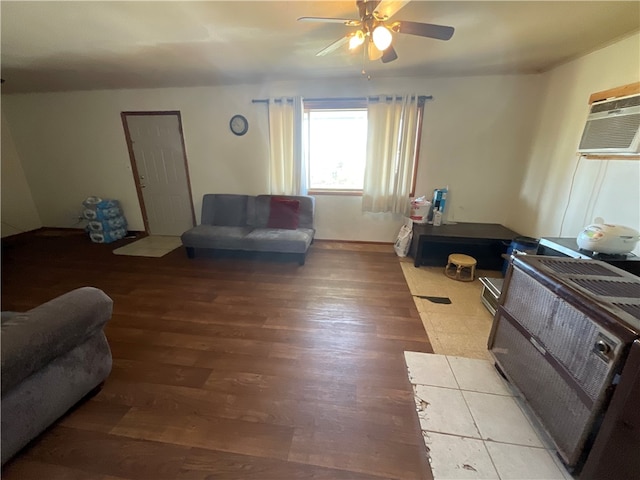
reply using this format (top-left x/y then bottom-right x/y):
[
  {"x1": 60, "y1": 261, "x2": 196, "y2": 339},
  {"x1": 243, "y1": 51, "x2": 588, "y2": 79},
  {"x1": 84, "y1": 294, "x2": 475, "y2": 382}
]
[
  {"x1": 372, "y1": 25, "x2": 392, "y2": 51},
  {"x1": 349, "y1": 30, "x2": 365, "y2": 50}
]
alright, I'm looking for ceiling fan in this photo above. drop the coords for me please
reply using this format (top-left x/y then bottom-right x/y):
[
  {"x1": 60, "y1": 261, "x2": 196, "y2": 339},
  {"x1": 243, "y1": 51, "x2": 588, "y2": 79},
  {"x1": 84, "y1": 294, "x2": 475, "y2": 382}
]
[{"x1": 298, "y1": 0, "x2": 454, "y2": 64}]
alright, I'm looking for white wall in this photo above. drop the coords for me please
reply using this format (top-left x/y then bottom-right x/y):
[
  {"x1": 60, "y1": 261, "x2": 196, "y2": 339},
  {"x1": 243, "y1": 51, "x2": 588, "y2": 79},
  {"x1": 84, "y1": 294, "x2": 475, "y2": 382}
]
[
  {"x1": 510, "y1": 32, "x2": 640, "y2": 253},
  {"x1": 1, "y1": 110, "x2": 42, "y2": 236},
  {"x1": 1, "y1": 73, "x2": 540, "y2": 241},
  {"x1": 416, "y1": 75, "x2": 542, "y2": 225}
]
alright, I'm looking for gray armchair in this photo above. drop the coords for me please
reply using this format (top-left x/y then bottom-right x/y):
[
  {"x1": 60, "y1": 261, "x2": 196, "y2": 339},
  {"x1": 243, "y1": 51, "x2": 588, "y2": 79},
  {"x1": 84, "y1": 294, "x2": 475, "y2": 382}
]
[{"x1": 1, "y1": 287, "x2": 113, "y2": 465}]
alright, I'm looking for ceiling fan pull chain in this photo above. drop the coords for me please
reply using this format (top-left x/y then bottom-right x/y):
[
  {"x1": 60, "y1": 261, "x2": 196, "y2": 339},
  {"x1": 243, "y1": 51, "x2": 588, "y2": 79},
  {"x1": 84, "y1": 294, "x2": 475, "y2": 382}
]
[{"x1": 361, "y1": 46, "x2": 371, "y2": 80}]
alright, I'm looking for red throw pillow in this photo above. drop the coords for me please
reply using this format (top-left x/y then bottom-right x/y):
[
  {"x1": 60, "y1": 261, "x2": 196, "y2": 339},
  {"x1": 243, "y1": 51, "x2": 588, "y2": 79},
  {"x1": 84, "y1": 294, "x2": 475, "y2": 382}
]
[{"x1": 267, "y1": 197, "x2": 300, "y2": 229}]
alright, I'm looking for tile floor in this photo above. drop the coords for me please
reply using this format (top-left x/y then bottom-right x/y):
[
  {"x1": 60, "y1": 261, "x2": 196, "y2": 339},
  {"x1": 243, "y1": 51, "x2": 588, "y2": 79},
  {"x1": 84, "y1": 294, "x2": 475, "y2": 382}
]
[
  {"x1": 404, "y1": 352, "x2": 573, "y2": 480},
  {"x1": 112, "y1": 235, "x2": 182, "y2": 257},
  {"x1": 398, "y1": 260, "x2": 574, "y2": 479}
]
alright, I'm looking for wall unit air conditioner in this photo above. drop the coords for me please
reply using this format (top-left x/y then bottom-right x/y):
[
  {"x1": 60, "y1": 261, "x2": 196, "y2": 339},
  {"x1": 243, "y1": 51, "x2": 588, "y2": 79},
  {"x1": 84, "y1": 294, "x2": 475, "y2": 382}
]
[{"x1": 577, "y1": 93, "x2": 640, "y2": 154}]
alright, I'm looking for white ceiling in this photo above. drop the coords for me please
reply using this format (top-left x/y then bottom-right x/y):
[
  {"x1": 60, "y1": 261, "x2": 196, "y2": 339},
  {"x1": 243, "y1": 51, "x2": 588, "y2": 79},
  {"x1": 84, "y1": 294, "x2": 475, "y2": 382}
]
[{"x1": 1, "y1": 1, "x2": 639, "y2": 94}]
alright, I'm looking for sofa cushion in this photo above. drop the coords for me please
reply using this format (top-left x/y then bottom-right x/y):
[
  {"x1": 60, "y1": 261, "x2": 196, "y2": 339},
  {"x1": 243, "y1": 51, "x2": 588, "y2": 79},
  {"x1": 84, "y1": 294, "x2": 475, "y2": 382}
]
[
  {"x1": 181, "y1": 225, "x2": 252, "y2": 250},
  {"x1": 244, "y1": 228, "x2": 314, "y2": 254},
  {"x1": 201, "y1": 194, "x2": 249, "y2": 226},
  {"x1": 267, "y1": 197, "x2": 300, "y2": 230}
]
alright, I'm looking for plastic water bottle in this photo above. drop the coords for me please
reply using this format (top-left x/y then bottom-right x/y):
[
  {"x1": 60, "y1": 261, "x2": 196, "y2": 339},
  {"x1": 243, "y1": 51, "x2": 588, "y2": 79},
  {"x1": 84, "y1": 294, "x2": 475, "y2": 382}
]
[{"x1": 433, "y1": 209, "x2": 442, "y2": 226}]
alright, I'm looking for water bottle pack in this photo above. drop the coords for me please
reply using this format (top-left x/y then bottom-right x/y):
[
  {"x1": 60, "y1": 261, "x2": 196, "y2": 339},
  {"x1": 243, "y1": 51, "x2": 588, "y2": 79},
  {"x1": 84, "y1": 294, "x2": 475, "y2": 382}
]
[
  {"x1": 89, "y1": 228, "x2": 127, "y2": 244},
  {"x1": 83, "y1": 206, "x2": 123, "y2": 221},
  {"x1": 82, "y1": 197, "x2": 128, "y2": 244},
  {"x1": 87, "y1": 216, "x2": 128, "y2": 232},
  {"x1": 83, "y1": 197, "x2": 119, "y2": 209}
]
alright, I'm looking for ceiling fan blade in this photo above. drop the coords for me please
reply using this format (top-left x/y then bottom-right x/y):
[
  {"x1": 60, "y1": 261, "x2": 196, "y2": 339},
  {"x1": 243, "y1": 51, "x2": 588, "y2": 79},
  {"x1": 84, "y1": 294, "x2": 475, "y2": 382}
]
[
  {"x1": 368, "y1": 41, "x2": 383, "y2": 61},
  {"x1": 381, "y1": 45, "x2": 398, "y2": 63},
  {"x1": 393, "y1": 20, "x2": 454, "y2": 40},
  {"x1": 297, "y1": 16, "x2": 361, "y2": 27},
  {"x1": 373, "y1": 0, "x2": 411, "y2": 20},
  {"x1": 316, "y1": 35, "x2": 350, "y2": 56}
]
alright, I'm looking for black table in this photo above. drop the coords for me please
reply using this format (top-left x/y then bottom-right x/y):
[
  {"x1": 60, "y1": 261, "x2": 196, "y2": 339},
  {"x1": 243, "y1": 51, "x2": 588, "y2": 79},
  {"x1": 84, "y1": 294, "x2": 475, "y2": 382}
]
[{"x1": 410, "y1": 222, "x2": 520, "y2": 270}]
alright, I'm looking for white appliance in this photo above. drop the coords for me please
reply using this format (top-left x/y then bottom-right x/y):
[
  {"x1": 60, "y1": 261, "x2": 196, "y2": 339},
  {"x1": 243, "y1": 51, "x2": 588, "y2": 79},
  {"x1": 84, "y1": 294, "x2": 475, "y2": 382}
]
[
  {"x1": 577, "y1": 93, "x2": 640, "y2": 154},
  {"x1": 577, "y1": 224, "x2": 640, "y2": 254}
]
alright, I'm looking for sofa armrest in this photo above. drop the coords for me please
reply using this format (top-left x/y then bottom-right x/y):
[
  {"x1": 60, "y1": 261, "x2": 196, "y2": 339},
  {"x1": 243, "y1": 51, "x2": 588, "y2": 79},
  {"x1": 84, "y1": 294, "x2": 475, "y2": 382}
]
[{"x1": 1, "y1": 287, "x2": 113, "y2": 393}]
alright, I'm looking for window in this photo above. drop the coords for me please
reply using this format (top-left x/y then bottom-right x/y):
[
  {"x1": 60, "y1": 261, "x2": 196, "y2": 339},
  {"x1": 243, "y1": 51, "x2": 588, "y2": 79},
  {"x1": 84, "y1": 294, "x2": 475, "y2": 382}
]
[
  {"x1": 304, "y1": 100, "x2": 368, "y2": 193},
  {"x1": 303, "y1": 98, "x2": 423, "y2": 196},
  {"x1": 305, "y1": 109, "x2": 367, "y2": 191}
]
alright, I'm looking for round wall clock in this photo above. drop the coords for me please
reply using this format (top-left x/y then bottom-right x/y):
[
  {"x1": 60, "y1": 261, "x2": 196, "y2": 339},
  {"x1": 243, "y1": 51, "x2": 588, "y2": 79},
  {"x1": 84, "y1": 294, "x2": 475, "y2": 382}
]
[{"x1": 229, "y1": 114, "x2": 249, "y2": 136}]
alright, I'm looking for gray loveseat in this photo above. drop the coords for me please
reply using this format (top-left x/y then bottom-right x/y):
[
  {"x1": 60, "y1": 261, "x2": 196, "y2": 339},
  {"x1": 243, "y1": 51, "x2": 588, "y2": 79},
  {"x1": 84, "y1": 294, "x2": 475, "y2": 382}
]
[
  {"x1": 181, "y1": 194, "x2": 315, "y2": 265},
  {"x1": 1, "y1": 287, "x2": 113, "y2": 465}
]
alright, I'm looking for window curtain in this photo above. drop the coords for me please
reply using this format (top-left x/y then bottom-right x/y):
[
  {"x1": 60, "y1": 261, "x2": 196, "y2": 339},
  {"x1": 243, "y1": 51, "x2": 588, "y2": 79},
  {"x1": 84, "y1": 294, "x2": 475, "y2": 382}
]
[
  {"x1": 362, "y1": 94, "x2": 420, "y2": 216},
  {"x1": 267, "y1": 96, "x2": 307, "y2": 195}
]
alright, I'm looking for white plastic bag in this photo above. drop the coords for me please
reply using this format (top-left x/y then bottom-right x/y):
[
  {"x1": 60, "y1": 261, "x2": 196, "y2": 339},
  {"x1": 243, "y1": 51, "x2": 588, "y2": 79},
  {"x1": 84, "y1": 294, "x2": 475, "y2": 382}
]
[
  {"x1": 409, "y1": 196, "x2": 431, "y2": 224},
  {"x1": 394, "y1": 218, "x2": 414, "y2": 257}
]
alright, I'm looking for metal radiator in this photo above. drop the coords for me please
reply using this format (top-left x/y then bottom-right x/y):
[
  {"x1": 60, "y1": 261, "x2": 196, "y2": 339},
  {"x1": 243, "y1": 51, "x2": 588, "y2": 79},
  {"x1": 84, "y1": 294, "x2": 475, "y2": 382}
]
[{"x1": 488, "y1": 256, "x2": 640, "y2": 471}]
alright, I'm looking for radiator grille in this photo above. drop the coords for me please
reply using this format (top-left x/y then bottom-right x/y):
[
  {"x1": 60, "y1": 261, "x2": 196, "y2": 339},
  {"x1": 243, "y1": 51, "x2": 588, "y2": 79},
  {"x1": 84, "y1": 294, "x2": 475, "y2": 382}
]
[
  {"x1": 614, "y1": 302, "x2": 640, "y2": 319},
  {"x1": 571, "y1": 279, "x2": 640, "y2": 298},
  {"x1": 504, "y1": 269, "x2": 616, "y2": 401},
  {"x1": 537, "y1": 259, "x2": 623, "y2": 277},
  {"x1": 492, "y1": 316, "x2": 593, "y2": 466},
  {"x1": 548, "y1": 301, "x2": 614, "y2": 401},
  {"x1": 503, "y1": 270, "x2": 555, "y2": 338}
]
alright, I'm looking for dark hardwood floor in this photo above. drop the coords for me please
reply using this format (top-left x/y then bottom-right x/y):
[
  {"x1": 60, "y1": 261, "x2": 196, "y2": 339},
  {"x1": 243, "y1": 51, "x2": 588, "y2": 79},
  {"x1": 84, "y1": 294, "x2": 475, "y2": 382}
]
[{"x1": 1, "y1": 230, "x2": 433, "y2": 479}]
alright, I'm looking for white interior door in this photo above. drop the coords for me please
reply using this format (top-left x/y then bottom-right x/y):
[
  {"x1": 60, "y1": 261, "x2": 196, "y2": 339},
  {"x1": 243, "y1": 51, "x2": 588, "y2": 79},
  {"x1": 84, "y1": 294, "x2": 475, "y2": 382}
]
[{"x1": 124, "y1": 113, "x2": 195, "y2": 236}]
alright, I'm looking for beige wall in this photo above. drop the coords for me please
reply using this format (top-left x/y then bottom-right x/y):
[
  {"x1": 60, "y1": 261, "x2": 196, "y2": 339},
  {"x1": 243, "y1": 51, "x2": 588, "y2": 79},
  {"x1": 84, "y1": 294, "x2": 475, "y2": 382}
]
[
  {"x1": 1, "y1": 35, "x2": 637, "y2": 243},
  {"x1": 416, "y1": 75, "x2": 541, "y2": 225},
  {"x1": 510, "y1": 32, "x2": 640, "y2": 253},
  {"x1": 1, "y1": 73, "x2": 540, "y2": 241},
  {"x1": 1, "y1": 111, "x2": 42, "y2": 237}
]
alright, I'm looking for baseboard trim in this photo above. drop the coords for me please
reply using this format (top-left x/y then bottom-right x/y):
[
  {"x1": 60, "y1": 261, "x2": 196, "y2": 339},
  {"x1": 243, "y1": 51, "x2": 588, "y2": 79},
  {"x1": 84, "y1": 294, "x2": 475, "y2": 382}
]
[{"x1": 314, "y1": 239, "x2": 393, "y2": 245}]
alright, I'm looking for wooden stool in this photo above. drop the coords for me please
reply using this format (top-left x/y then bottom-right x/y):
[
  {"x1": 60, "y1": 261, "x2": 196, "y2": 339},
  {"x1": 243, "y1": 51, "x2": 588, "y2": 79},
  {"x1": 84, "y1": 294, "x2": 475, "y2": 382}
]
[{"x1": 445, "y1": 253, "x2": 477, "y2": 282}]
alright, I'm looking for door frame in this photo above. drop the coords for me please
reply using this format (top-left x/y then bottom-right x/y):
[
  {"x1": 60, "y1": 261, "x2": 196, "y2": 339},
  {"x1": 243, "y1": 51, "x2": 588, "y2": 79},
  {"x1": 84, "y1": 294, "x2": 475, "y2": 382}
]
[{"x1": 121, "y1": 111, "x2": 197, "y2": 234}]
